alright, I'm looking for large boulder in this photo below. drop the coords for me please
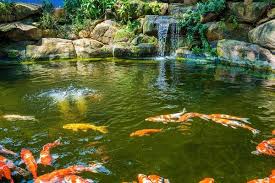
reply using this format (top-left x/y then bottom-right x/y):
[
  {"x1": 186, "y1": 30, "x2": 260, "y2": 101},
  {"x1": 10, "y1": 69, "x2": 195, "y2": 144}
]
[
  {"x1": 0, "y1": 22, "x2": 42, "y2": 41},
  {"x1": 26, "y1": 38, "x2": 76, "y2": 60},
  {"x1": 113, "y1": 43, "x2": 157, "y2": 58},
  {"x1": 0, "y1": 3, "x2": 41, "y2": 23},
  {"x1": 227, "y1": 2, "x2": 269, "y2": 23},
  {"x1": 90, "y1": 20, "x2": 119, "y2": 44},
  {"x1": 73, "y1": 38, "x2": 104, "y2": 58},
  {"x1": 143, "y1": 15, "x2": 159, "y2": 36},
  {"x1": 206, "y1": 21, "x2": 253, "y2": 42},
  {"x1": 217, "y1": 39, "x2": 275, "y2": 69},
  {"x1": 249, "y1": 19, "x2": 275, "y2": 51}
]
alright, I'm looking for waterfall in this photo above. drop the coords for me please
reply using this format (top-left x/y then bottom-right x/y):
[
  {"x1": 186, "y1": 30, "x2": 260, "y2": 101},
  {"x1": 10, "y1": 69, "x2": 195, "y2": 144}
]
[
  {"x1": 170, "y1": 21, "x2": 180, "y2": 57},
  {"x1": 155, "y1": 16, "x2": 179, "y2": 58},
  {"x1": 156, "y1": 17, "x2": 170, "y2": 57}
]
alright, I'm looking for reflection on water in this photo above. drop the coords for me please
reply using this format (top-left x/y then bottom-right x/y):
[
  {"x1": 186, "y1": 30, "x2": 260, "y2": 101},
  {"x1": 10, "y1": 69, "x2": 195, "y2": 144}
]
[{"x1": 0, "y1": 59, "x2": 274, "y2": 182}]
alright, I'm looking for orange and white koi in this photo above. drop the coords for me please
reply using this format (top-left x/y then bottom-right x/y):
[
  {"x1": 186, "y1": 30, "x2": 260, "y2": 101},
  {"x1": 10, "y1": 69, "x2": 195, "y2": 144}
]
[
  {"x1": 21, "y1": 148, "x2": 38, "y2": 179},
  {"x1": 204, "y1": 116, "x2": 260, "y2": 135},
  {"x1": 138, "y1": 174, "x2": 170, "y2": 183},
  {"x1": 62, "y1": 175, "x2": 95, "y2": 183},
  {"x1": 35, "y1": 163, "x2": 110, "y2": 183},
  {"x1": 130, "y1": 129, "x2": 162, "y2": 137},
  {"x1": 207, "y1": 114, "x2": 250, "y2": 123},
  {"x1": 253, "y1": 138, "x2": 275, "y2": 157},
  {"x1": 0, "y1": 145, "x2": 16, "y2": 156},
  {"x1": 39, "y1": 139, "x2": 61, "y2": 166},
  {"x1": 176, "y1": 112, "x2": 204, "y2": 122},
  {"x1": 247, "y1": 169, "x2": 275, "y2": 183},
  {"x1": 145, "y1": 109, "x2": 186, "y2": 123},
  {"x1": 0, "y1": 161, "x2": 14, "y2": 183},
  {"x1": 199, "y1": 178, "x2": 215, "y2": 183}
]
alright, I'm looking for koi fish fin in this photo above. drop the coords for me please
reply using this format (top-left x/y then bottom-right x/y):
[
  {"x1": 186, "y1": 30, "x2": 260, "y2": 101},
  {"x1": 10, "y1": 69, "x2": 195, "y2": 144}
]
[
  {"x1": 88, "y1": 163, "x2": 112, "y2": 175},
  {"x1": 230, "y1": 126, "x2": 237, "y2": 129},
  {"x1": 240, "y1": 118, "x2": 251, "y2": 124},
  {"x1": 182, "y1": 108, "x2": 187, "y2": 114},
  {"x1": 36, "y1": 158, "x2": 41, "y2": 164},
  {"x1": 222, "y1": 124, "x2": 228, "y2": 127},
  {"x1": 251, "y1": 129, "x2": 260, "y2": 135},
  {"x1": 251, "y1": 150, "x2": 261, "y2": 155}
]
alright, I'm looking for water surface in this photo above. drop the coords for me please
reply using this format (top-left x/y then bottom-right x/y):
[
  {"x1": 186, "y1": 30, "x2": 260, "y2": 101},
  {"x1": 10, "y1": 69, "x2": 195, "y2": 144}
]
[{"x1": 0, "y1": 59, "x2": 274, "y2": 182}]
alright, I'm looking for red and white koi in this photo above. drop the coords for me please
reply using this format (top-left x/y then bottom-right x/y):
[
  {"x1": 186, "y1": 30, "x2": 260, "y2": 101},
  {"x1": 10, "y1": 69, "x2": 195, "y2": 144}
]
[
  {"x1": 137, "y1": 174, "x2": 170, "y2": 183},
  {"x1": 253, "y1": 138, "x2": 275, "y2": 157},
  {"x1": 39, "y1": 139, "x2": 61, "y2": 166},
  {"x1": 207, "y1": 114, "x2": 250, "y2": 124},
  {"x1": 62, "y1": 175, "x2": 95, "y2": 183}
]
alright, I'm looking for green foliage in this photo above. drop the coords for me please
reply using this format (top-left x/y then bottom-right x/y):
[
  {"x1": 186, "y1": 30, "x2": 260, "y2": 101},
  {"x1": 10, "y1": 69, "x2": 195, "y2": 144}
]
[
  {"x1": 0, "y1": 1, "x2": 13, "y2": 15},
  {"x1": 179, "y1": 0, "x2": 226, "y2": 54},
  {"x1": 42, "y1": 0, "x2": 54, "y2": 13},
  {"x1": 39, "y1": 12, "x2": 58, "y2": 29}
]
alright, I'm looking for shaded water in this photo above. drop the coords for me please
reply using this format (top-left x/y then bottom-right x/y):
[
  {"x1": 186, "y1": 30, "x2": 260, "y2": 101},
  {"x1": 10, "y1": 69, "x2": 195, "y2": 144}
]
[{"x1": 0, "y1": 59, "x2": 274, "y2": 182}]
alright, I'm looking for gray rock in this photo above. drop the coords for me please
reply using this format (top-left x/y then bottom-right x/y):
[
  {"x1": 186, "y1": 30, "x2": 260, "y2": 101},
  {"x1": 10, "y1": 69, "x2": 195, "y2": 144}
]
[
  {"x1": 90, "y1": 20, "x2": 119, "y2": 44},
  {"x1": 26, "y1": 38, "x2": 76, "y2": 60},
  {"x1": 73, "y1": 38, "x2": 104, "y2": 58},
  {"x1": 249, "y1": 19, "x2": 275, "y2": 51},
  {"x1": 143, "y1": 15, "x2": 159, "y2": 36}
]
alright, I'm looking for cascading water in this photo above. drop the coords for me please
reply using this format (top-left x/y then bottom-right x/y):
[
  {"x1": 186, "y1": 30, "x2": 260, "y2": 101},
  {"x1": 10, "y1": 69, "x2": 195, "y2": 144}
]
[
  {"x1": 156, "y1": 16, "x2": 170, "y2": 57},
  {"x1": 170, "y1": 21, "x2": 180, "y2": 57},
  {"x1": 155, "y1": 16, "x2": 180, "y2": 58}
]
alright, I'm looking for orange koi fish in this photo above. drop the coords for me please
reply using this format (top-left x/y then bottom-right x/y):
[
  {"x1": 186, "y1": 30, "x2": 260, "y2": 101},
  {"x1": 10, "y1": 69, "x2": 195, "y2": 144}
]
[
  {"x1": 130, "y1": 129, "x2": 162, "y2": 137},
  {"x1": 138, "y1": 174, "x2": 170, "y2": 183},
  {"x1": 272, "y1": 130, "x2": 275, "y2": 135},
  {"x1": 39, "y1": 139, "x2": 61, "y2": 166},
  {"x1": 208, "y1": 114, "x2": 250, "y2": 123},
  {"x1": 145, "y1": 109, "x2": 186, "y2": 123},
  {"x1": 0, "y1": 155, "x2": 28, "y2": 176},
  {"x1": 35, "y1": 163, "x2": 110, "y2": 183},
  {"x1": 62, "y1": 175, "x2": 95, "y2": 183},
  {"x1": 205, "y1": 116, "x2": 260, "y2": 135},
  {"x1": 247, "y1": 169, "x2": 275, "y2": 183},
  {"x1": 0, "y1": 145, "x2": 16, "y2": 156},
  {"x1": 254, "y1": 138, "x2": 275, "y2": 157},
  {"x1": 0, "y1": 161, "x2": 14, "y2": 183},
  {"x1": 199, "y1": 178, "x2": 215, "y2": 183},
  {"x1": 21, "y1": 148, "x2": 38, "y2": 179}
]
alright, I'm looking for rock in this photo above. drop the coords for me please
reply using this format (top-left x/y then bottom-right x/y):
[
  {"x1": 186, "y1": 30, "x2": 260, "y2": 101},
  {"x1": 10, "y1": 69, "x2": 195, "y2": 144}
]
[
  {"x1": 114, "y1": 29, "x2": 135, "y2": 43},
  {"x1": 200, "y1": 13, "x2": 218, "y2": 23},
  {"x1": 257, "y1": 8, "x2": 275, "y2": 25},
  {"x1": 227, "y1": 2, "x2": 269, "y2": 23},
  {"x1": 0, "y1": 41, "x2": 34, "y2": 60},
  {"x1": 206, "y1": 21, "x2": 253, "y2": 42},
  {"x1": 26, "y1": 38, "x2": 76, "y2": 60},
  {"x1": 42, "y1": 29, "x2": 58, "y2": 38},
  {"x1": 168, "y1": 4, "x2": 193, "y2": 16},
  {"x1": 90, "y1": 20, "x2": 118, "y2": 44},
  {"x1": 143, "y1": 15, "x2": 158, "y2": 36},
  {"x1": 73, "y1": 38, "x2": 104, "y2": 58},
  {"x1": 249, "y1": 19, "x2": 275, "y2": 51},
  {"x1": 131, "y1": 34, "x2": 158, "y2": 46},
  {"x1": 0, "y1": 22, "x2": 42, "y2": 41},
  {"x1": 169, "y1": 0, "x2": 198, "y2": 5},
  {"x1": 217, "y1": 39, "x2": 275, "y2": 69},
  {"x1": 78, "y1": 30, "x2": 90, "y2": 38},
  {"x1": 113, "y1": 43, "x2": 157, "y2": 58},
  {"x1": 0, "y1": 3, "x2": 41, "y2": 23}
]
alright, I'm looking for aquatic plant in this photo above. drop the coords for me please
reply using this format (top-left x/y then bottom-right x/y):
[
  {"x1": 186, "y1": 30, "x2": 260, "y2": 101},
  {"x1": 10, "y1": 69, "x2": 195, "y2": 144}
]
[{"x1": 179, "y1": 0, "x2": 226, "y2": 54}]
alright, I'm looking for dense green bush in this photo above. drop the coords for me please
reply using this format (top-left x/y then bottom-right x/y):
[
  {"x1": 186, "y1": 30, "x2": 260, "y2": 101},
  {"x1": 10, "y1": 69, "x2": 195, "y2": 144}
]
[
  {"x1": 179, "y1": 0, "x2": 226, "y2": 54},
  {"x1": 0, "y1": 1, "x2": 13, "y2": 15}
]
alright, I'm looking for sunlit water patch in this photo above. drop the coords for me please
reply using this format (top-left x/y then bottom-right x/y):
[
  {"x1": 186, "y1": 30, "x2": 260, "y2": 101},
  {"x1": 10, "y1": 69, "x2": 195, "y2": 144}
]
[{"x1": 0, "y1": 59, "x2": 274, "y2": 182}]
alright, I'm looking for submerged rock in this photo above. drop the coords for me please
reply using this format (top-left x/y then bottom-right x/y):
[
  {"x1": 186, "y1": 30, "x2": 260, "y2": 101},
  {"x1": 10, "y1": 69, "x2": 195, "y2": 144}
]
[
  {"x1": 217, "y1": 39, "x2": 275, "y2": 69},
  {"x1": 249, "y1": 19, "x2": 275, "y2": 51},
  {"x1": 0, "y1": 21, "x2": 42, "y2": 41},
  {"x1": 26, "y1": 38, "x2": 76, "y2": 60}
]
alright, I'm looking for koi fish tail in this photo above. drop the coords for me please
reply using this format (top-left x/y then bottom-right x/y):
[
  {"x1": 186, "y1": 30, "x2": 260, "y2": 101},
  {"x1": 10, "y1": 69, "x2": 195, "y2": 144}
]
[
  {"x1": 97, "y1": 126, "x2": 108, "y2": 134},
  {"x1": 87, "y1": 163, "x2": 111, "y2": 175},
  {"x1": 240, "y1": 118, "x2": 251, "y2": 124},
  {"x1": 251, "y1": 150, "x2": 261, "y2": 155}
]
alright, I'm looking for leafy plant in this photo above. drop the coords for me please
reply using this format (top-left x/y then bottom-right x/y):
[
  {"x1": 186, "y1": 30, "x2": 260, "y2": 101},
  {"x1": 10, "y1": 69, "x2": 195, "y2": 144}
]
[
  {"x1": 179, "y1": 0, "x2": 226, "y2": 54},
  {"x1": 39, "y1": 12, "x2": 58, "y2": 29}
]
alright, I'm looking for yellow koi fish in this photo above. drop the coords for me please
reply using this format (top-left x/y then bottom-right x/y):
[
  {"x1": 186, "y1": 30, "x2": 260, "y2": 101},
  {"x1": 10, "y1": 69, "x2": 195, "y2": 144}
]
[{"x1": 63, "y1": 123, "x2": 108, "y2": 134}]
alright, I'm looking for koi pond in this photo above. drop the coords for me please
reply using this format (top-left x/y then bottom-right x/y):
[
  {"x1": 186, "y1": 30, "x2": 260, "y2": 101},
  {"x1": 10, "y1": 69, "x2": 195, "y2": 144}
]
[{"x1": 0, "y1": 59, "x2": 274, "y2": 182}]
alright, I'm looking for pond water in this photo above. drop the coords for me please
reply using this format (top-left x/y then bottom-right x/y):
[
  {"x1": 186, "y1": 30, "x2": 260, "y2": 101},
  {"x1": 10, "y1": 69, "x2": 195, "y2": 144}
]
[{"x1": 0, "y1": 59, "x2": 274, "y2": 182}]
